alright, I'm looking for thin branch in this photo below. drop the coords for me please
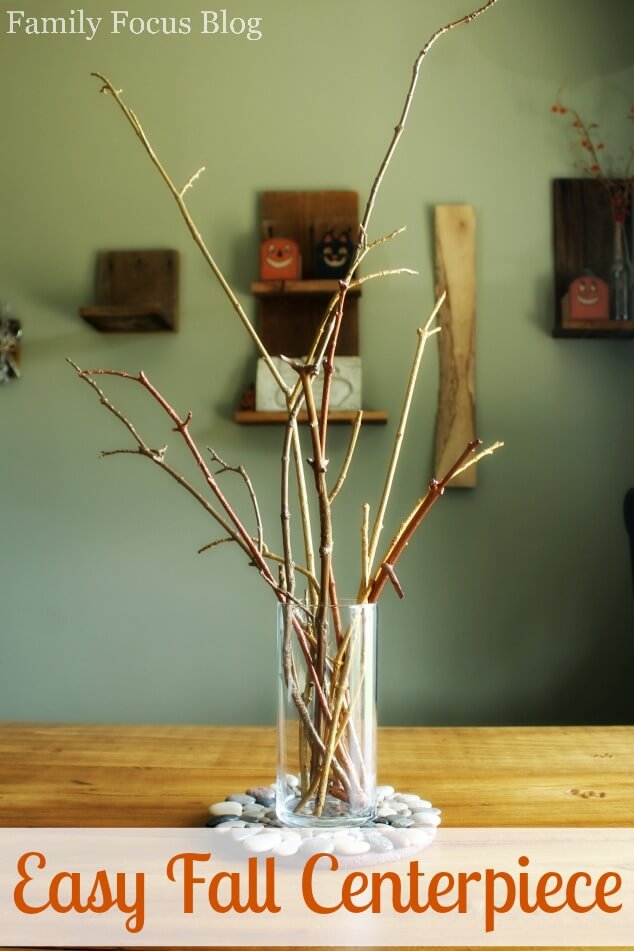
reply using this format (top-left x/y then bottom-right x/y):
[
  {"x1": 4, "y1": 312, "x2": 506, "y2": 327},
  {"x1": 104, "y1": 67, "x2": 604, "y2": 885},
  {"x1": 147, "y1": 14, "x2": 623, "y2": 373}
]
[
  {"x1": 349, "y1": 267, "x2": 418, "y2": 290},
  {"x1": 366, "y1": 292, "x2": 445, "y2": 577},
  {"x1": 319, "y1": 281, "x2": 349, "y2": 455},
  {"x1": 262, "y1": 546, "x2": 320, "y2": 595},
  {"x1": 198, "y1": 537, "x2": 236, "y2": 554},
  {"x1": 361, "y1": 503, "x2": 370, "y2": 596},
  {"x1": 91, "y1": 73, "x2": 289, "y2": 396},
  {"x1": 208, "y1": 448, "x2": 263, "y2": 554},
  {"x1": 328, "y1": 411, "x2": 363, "y2": 504},
  {"x1": 451, "y1": 440, "x2": 504, "y2": 480},
  {"x1": 357, "y1": 0, "x2": 501, "y2": 247},
  {"x1": 365, "y1": 439, "x2": 504, "y2": 603},
  {"x1": 67, "y1": 360, "x2": 254, "y2": 565},
  {"x1": 70, "y1": 362, "x2": 281, "y2": 597},
  {"x1": 180, "y1": 166, "x2": 205, "y2": 199}
]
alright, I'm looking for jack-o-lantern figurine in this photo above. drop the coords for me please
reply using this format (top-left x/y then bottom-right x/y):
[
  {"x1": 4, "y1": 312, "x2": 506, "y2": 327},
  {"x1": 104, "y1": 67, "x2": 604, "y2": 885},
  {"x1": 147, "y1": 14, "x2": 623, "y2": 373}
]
[
  {"x1": 315, "y1": 228, "x2": 354, "y2": 279},
  {"x1": 259, "y1": 237, "x2": 301, "y2": 281},
  {"x1": 567, "y1": 273, "x2": 609, "y2": 320}
]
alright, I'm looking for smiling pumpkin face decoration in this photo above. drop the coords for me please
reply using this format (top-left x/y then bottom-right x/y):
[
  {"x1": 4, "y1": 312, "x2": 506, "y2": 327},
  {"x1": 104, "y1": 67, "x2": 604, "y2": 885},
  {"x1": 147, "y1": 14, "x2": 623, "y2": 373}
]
[
  {"x1": 315, "y1": 229, "x2": 354, "y2": 279},
  {"x1": 259, "y1": 237, "x2": 301, "y2": 281},
  {"x1": 568, "y1": 274, "x2": 609, "y2": 320}
]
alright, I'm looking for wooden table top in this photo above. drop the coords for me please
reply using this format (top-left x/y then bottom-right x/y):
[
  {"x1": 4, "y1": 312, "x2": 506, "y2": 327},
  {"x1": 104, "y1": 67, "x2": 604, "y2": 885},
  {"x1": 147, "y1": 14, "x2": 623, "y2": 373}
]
[
  {"x1": 0, "y1": 723, "x2": 632, "y2": 829},
  {"x1": 0, "y1": 723, "x2": 632, "y2": 950}
]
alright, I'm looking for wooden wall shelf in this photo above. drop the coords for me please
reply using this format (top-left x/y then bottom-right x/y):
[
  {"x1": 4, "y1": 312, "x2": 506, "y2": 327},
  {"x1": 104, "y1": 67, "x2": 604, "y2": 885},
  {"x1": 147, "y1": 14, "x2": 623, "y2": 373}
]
[
  {"x1": 234, "y1": 410, "x2": 388, "y2": 425},
  {"x1": 553, "y1": 320, "x2": 634, "y2": 339},
  {"x1": 251, "y1": 280, "x2": 361, "y2": 298},
  {"x1": 552, "y1": 178, "x2": 632, "y2": 337},
  {"x1": 80, "y1": 249, "x2": 179, "y2": 333}
]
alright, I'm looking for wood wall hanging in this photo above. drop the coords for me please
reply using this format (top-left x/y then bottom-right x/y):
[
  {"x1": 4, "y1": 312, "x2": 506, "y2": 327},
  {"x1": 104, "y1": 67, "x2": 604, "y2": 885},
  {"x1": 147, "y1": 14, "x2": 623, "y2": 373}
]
[
  {"x1": 434, "y1": 203, "x2": 477, "y2": 488},
  {"x1": 237, "y1": 190, "x2": 388, "y2": 425},
  {"x1": 79, "y1": 249, "x2": 179, "y2": 332}
]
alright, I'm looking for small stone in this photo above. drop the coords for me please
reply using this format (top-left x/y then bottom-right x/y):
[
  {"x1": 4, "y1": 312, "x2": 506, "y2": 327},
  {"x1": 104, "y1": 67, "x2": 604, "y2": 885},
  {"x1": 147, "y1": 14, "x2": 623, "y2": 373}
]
[
  {"x1": 394, "y1": 793, "x2": 423, "y2": 805},
  {"x1": 387, "y1": 816, "x2": 414, "y2": 828},
  {"x1": 335, "y1": 835, "x2": 371, "y2": 856},
  {"x1": 364, "y1": 832, "x2": 394, "y2": 853},
  {"x1": 231, "y1": 825, "x2": 262, "y2": 842},
  {"x1": 246, "y1": 786, "x2": 276, "y2": 807},
  {"x1": 242, "y1": 805, "x2": 267, "y2": 819},
  {"x1": 226, "y1": 794, "x2": 256, "y2": 806},
  {"x1": 242, "y1": 814, "x2": 267, "y2": 824},
  {"x1": 410, "y1": 800, "x2": 433, "y2": 812},
  {"x1": 244, "y1": 831, "x2": 282, "y2": 853},
  {"x1": 381, "y1": 813, "x2": 400, "y2": 824},
  {"x1": 406, "y1": 828, "x2": 435, "y2": 848},
  {"x1": 389, "y1": 801, "x2": 410, "y2": 814},
  {"x1": 209, "y1": 801, "x2": 242, "y2": 818},
  {"x1": 376, "y1": 785, "x2": 394, "y2": 800},
  {"x1": 285, "y1": 773, "x2": 300, "y2": 788},
  {"x1": 376, "y1": 804, "x2": 394, "y2": 818},
  {"x1": 273, "y1": 832, "x2": 301, "y2": 857},
  {"x1": 380, "y1": 827, "x2": 412, "y2": 849},
  {"x1": 205, "y1": 814, "x2": 238, "y2": 827},
  {"x1": 300, "y1": 835, "x2": 334, "y2": 856},
  {"x1": 374, "y1": 816, "x2": 390, "y2": 824}
]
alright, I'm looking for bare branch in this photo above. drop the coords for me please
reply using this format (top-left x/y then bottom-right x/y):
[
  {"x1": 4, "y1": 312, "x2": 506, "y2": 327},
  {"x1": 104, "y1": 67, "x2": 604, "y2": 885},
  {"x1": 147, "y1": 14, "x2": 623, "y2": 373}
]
[
  {"x1": 91, "y1": 73, "x2": 289, "y2": 396},
  {"x1": 328, "y1": 411, "x2": 363, "y2": 504},
  {"x1": 208, "y1": 447, "x2": 263, "y2": 554},
  {"x1": 451, "y1": 440, "x2": 504, "y2": 480},
  {"x1": 361, "y1": 503, "x2": 370, "y2": 595},
  {"x1": 180, "y1": 166, "x2": 205, "y2": 199},
  {"x1": 349, "y1": 267, "x2": 418, "y2": 290},
  {"x1": 366, "y1": 292, "x2": 445, "y2": 578}
]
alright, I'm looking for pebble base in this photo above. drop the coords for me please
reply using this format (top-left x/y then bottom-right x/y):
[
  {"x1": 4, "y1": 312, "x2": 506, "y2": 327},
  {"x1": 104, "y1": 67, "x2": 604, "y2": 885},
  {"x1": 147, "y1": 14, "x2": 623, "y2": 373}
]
[{"x1": 206, "y1": 781, "x2": 441, "y2": 865}]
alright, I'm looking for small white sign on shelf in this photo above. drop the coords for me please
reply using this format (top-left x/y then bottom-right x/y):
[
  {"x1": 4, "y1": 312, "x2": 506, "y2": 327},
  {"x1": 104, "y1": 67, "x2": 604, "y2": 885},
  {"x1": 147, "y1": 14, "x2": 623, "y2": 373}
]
[{"x1": 256, "y1": 356, "x2": 362, "y2": 412}]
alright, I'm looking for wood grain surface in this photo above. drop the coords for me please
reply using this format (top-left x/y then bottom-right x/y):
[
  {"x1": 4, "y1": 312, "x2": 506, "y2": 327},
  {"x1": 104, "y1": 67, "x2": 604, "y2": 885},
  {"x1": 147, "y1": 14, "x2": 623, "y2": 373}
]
[
  {"x1": 0, "y1": 724, "x2": 632, "y2": 951},
  {"x1": 434, "y1": 205, "x2": 477, "y2": 488}
]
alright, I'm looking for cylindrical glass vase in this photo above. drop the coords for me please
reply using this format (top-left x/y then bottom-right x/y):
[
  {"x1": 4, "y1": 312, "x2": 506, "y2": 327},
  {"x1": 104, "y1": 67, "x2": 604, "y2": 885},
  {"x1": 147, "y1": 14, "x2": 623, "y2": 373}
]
[{"x1": 276, "y1": 600, "x2": 377, "y2": 827}]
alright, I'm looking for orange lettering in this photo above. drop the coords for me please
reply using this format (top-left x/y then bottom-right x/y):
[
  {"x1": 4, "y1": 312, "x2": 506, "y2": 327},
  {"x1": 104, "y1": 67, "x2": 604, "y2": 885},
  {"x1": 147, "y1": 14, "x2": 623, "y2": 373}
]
[
  {"x1": 595, "y1": 873, "x2": 622, "y2": 913},
  {"x1": 301, "y1": 852, "x2": 340, "y2": 914}
]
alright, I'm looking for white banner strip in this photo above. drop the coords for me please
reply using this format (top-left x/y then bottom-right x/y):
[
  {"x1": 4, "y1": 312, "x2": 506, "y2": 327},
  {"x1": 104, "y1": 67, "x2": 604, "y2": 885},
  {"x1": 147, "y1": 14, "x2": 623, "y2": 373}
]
[{"x1": 0, "y1": 828, "x2": 632, "y2": 946}]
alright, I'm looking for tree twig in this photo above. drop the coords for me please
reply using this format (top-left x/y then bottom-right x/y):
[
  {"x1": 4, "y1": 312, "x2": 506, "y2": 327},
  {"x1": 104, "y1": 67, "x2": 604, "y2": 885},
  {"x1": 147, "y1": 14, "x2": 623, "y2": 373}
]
[
  {"x1": 328, "y1": 411, "x2": 363, "y2": 504},
  {"x1": 366, "y1": 293, "x2": 445, "y2": 577},
  {"x1": 208, "y1": 448, "x2": 263, "y2": 555}
]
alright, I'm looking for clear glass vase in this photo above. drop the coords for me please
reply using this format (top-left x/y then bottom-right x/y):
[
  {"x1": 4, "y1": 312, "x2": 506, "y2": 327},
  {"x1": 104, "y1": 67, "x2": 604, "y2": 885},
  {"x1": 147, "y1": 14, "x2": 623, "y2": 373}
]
[
  {"x1": 276, "y1": 600, "x2": 377, "y2": 827},
  {"x1": 609, "y1": 217, "x2": 632, "y2": 321}
]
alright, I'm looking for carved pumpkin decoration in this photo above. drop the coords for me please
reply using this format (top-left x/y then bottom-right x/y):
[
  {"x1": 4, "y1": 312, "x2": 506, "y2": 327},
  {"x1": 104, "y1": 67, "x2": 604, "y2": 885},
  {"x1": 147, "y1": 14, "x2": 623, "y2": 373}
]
[
  {"x1": 315, "y1": 228, "x2": 354, "y2": 279},
  {"x1": 259, "y1": 237, "x2": 301, "y2": 281},
  {"x1": 568, "y1": 273, "x2": 609, "y2": 320}
]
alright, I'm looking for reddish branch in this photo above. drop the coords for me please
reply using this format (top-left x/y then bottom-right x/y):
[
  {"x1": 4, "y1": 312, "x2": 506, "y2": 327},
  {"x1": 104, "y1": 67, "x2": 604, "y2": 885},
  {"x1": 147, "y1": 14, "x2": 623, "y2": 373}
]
[{"x1": 367, "y1": 439, "x2": 482, "y2": 603}]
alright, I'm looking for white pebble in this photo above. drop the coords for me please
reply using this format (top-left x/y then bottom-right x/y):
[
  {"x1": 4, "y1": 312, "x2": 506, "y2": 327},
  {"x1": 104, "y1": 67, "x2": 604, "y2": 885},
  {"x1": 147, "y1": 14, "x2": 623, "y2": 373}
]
[
  {"x1": 394, "y1": 793, "x2": 423, "y2": 805},
  {"x1": 376, "y1": 804, "x2": 395, "y2": 818},
  {"x1": 390, "y1": 801, "x2": 410, "y2": 814},
  {"x1": 335, "y1": 835, "x2": 371, "y2": 856},
  {"x1": 231, "y1": 825, "x2": 262, "y2": 842},
  {"x1": 244, "y1": 831, "x2": 282, "y2": 853},
  {"x1": 376, "y1": 785, "x2": 394, "y2": 800},
  {"x1": 242, "y1": 805, "x2": 267, "y2": 818},
  {"x1": 412, "y1": 812, "x2": 441, "y2": 827},
  {"x1": 406, "y1": 828, "x2": 435, "y2": 848},
  {"x1": 381, "y1": 828, "x2": 412, "y2": 849},
  {"x1": 410, "y1": 800, "x2": 433, "y2": 811},
  {"x1": 300, "y1": 835, "x2": 334, "y2": 856},
  {"x1": 215, "y1": 820, "x2": 245, "y2": 835},
  {"x1": 274, "y1": 833, "x2": 301, "y2": 857},
  {"x1": 285, "y1": 773, "x2": 300, "y2": 788},
  {"x1": 209, "y1": 801, "x2": 242, "y2": 817}
]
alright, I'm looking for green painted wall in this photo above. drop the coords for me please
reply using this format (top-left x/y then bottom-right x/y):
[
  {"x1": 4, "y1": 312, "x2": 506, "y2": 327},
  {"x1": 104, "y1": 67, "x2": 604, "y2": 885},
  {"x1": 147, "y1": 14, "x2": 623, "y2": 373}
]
[{"x1": 1, "y1": 0, "x2": 633, "y2": 726}]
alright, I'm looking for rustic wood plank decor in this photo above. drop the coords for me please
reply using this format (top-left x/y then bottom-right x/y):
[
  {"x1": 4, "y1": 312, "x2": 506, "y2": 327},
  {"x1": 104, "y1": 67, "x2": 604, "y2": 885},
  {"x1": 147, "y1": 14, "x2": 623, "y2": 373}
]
[
  {"x1": 79, "y1": 249, "x2": 179, "y2": 332},
  {"x1": 257, "y1": 191, "x2": 359, "y2": 356},
  {"x1": 434, "y1": 204, "x2": 477, "y2": 488}
]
